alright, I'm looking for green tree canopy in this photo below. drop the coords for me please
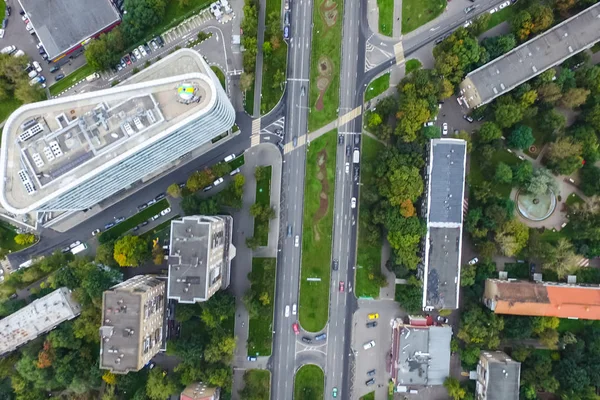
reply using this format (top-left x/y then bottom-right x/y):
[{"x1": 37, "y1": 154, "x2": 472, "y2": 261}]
[
  {"x1": 507, "y1": 125, "x2": 534, "y2": 150},
  {"x1": 113, "y1": 235, "x2": 150, "y2": 267}
]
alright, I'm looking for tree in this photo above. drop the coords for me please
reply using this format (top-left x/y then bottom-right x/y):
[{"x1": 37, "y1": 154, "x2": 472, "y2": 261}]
[
  {"x1": 166, "y1": 183, "x2": 181, "y2": 198},
  {"x1": 481, "y1": 34, "x2": 517, "y2": 60},
  {"x1": 152, "y1": 241, "x2": 163, "y2": 265},
  {"x1": 458, "y1": 305, "x2": 504, "y2": 349},
  {"x1": 570, "y1": 124, "x2": 599, "y2": 162},
  {"x1": 495, "y1": 103, "x2": 524, "y2": 129},
  {"x1": 395, "y1": 278, "x2": 423, "y2": 313},
  {"x1": 560, "y1": 88, "x2": 590, "y2": 109},
  {"x1": 394, "y1": 84, "x2": 431, "y2": 142},
  {"x1": 454, "y1": 130, "x2": 472, "y2": 153},
  {"x1": 525, "y1": 167, "x2": 557, "y2": 195},
  {"x1": 14, "y1": 233, "x2": 35, "y2": 245},
  {"x1": 511, "y1": 10, "x2": 534, "y2": 41},
  {"x1": 377, "y1": 165, "x2": 423, "y2": 205},
  {"x1": 540, "y1": 238, "x2": 581, "y2": 278},
  {"x1": 495, "y1": 162, "x2": 513, "y2": 184},
  {"x1": 478, "y1": 122, "x2": 502, "y2": 142},
  {"x1": 512, "y1": 162, "x2": 533, "y2": 186},
  {"x1": 495, "y1": 219, "x2": 529, "y2": 257},
  {"x1": 367, "y1": 112, "x2": 382, "y2": 130},
  {"x1": 468, "y1": 13, "x2": 491, "y2": 36},
  {"x1": 444, "y1": 377, "x2": 466, "y2": 400},
  {"x1": 122, "y1": 0, "x2": 167, "y2": 42},
  {"x1": 555, "y1": 0, "x2": 576, "y2": 15},
  {"x1": 539, "y1": 109, "x2": 566, "y2": 137},
  {"x1": 433, "y1": 28, "x2": 485, "y2": 84},
  {"x1": 461, "y1": 263, "x2": 476, "y2": 287},
  {"x1": 146, "y1": 368, "x2": 177, "y2": 400},
  {"x1": 422, "y1": 125, "x2": 441, "y2": 139},
  {"x1": 529, "y1": 4, "x2": 554, "y2": 34},
  {"x1": 13, "y1": 80, "x2": 45, "y2": 104},
  {"x1": 400, "y1": 199, "x2": 416, "y2": 217},
  {"x1": 545, "y1": 137, "x2": 583, "y2": 175},
  {"x1": 580, "y1": 164, "x2": 600, "y2": 196},
  {"x1": 186, "y1": 169, "x2": 213, "y2": 192},
  {"x1": 507, "y1": 125, "x2": 534, "y2": 150},
  {"x1": 113, "y1": 235, "x2": 150, "y2": 267},
  {"x1": 245, "y1": 236, "x2": 261, "y2": 250},
  {"x1": 536, "y1": 83, "x2": 562, "y2": 103},
  {"x1": 240, "y1": 72, "x2": 254, "y2": 92},
  {"x1": 95, "y1": 241, "x2": 117, "y2": 267},
  {"x1": 204, "y1": 335, "x2": 236, "y2": 364}
]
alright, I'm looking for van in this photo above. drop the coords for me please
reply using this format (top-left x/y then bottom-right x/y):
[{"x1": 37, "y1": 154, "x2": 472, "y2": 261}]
[
  {"x1": 287, "y1": 225, "x2": 292, "y2": 237},
  {"x1": 1, "y1": 45, "x2": 16, "y2": 55},
  {"x1": 352, "y1": 149, "x2": 360, "y2": 164},
  {"x1": 86, "y1": 72, "x2": 100, "y2": 82}
]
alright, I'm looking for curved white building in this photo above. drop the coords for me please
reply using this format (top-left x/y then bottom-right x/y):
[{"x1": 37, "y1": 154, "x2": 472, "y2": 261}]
[{"x1": 0, "y1": 49, "x2": 235, "y2": 214}]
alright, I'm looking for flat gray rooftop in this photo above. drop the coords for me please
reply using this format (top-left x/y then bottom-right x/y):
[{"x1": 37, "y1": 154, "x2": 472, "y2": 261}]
[
  {"x1": 484, "y1": 351, "x2": 521, "y2": 400},
  {"x1": 460, "y1": 2, "x2": 600, "y2": 108},
  {"x1": 428, "y1": 140, "x2": 466, "y2": 224},
  {"x1": 394, "y1": 324, "x2": 452, "y2": 386},
  {"x1": 18, "y1": 0, "x2": 121, "y2": 59},
  {"x1": 426, "y1": 227, "x2": 461, "y2": 309}
]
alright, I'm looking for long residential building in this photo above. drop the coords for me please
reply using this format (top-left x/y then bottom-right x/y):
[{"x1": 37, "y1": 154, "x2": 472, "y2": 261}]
[
  {"x1": 421, "y1": 138, "x2": 467, "y2": 310},
  {"x1": 483, "y1": 279, "x2": 600, "y2": 320},
  {"x1": 168, "y1": 215, "x2": 236, "y2": 303},
  {"x1": 99, "y1": 275, "x2": 166, "y2": 374},
  {"x1": 0, "y1": 287, "x2": 81, "y2": 355},
  {"x1": 459, "y1": 2, "x2": 600, "y2": 108},
  {"x1": 0, "y1": 49, "x2": 235, "y2": 215}
]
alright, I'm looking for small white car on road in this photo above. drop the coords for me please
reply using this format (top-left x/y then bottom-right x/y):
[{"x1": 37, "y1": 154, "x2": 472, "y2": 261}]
[
  {"x1": 463, "y1": 20, "x2": 472, "y2": 28},
  {"x1": 292, "y1": 303, "x2": 297, "y2": 315},
  {"x1": 499, "y1": 1, "x2": 511, "y2": 9},
  {"x1": 345, "y1": 162, "x2": 350, "y2": 174},
  {"x1": 224, "y1": 154, "x2": 236, "y2": 162},
  {"x1": 285, "y1": 305, "x2": 290, "y2": 317},
  {"x1": 468, "y1": 257, "x2": 479, "y2": 265},
  {"x1": 351, "y1": 197, "x2": 356, "y2": 209},
  {"x1": 363, "y1": 340, "x2": 376, "y2": 350},
  {"x1": 294, "y1": 235, "x2": 299, "y2": 248},
  {"x1": 442, "y1": 122, "x2": 448, "y2": 135},
  {"x1": 213, "y1": 177, "x2": 224, "y2": 186}
]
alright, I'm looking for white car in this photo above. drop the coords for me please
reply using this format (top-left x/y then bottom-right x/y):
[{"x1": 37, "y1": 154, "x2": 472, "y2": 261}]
[
  {"x1": 91, "y1": 229, "x2": 101, "y2": 236},
  {"x1": 1, "y1": 45, "x2": 15, "y2": 55},
  {"x1": 32, "y1": 61, "x2": 42, "y2": 73},
  {"x1": 463, "y1": 20, "x2": 472, "y2": 28},
  {"x1": 285, "y1": 305, "x2": 290, "y2": 317},
  {"x1": 423, "y1": 121, "x2": 434, "y2": 127},
  {"x1": 499, "y1": 1, "x2": 510, "y2": 9},
  {"x1": 468, "y1": 257, "x2": 479, "y2": 265},
  {"x1": 138, "y1": 45, "x2": 147, "y2": 57},
  {"x1": 489, "y1": 7, "x2": 498, "y2": 14},
  {"x1": 160, "y1": 207, "x2": 172, "y2": 216},
  {"x1": 363, "y1": 340, "x2": 376, "y2": 350},
  {"x1": 133, "y1": 48, "x2": 141, "y2": 60},
  {"x1": 69, "y1": 240, "x2": 82, "y2": 249},
  {"x1": 224, "y1": 154, "x2": 236, "y2": 162},
  {"x1": 292, "y1": 303, "x2": 297, "y2": 315},
  {"x1": 0, "y1": 29, "x2": 4, "y2": 39},
  {"x1": 25, "y1": 22, "x2": 33, "y2": 32},
  {"x1": 442, "y1": 122, "x2": 448, "y2": 135},
  {"x1": 351, "y1": 197, "x2": 356, "y2": 209},
  {"x1": 213, "y1": 177, "x2": 224, "y2": 186},
  {"x1": 294, "y1": 235, "x2": 299, "y2": 248},
  {"x1": 345, "y1": 162, "x2": 350, "y2": 174}
]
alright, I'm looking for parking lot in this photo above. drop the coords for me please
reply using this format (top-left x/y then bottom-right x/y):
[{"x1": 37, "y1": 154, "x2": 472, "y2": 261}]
[{"x1": 352, "y1": 299, "x2": 404, "y2": 399}]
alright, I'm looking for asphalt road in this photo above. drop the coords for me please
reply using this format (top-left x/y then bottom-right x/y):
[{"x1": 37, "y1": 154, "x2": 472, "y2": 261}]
[{"x1": 268, "y1": 0, "x2": 315, "y2": 398}]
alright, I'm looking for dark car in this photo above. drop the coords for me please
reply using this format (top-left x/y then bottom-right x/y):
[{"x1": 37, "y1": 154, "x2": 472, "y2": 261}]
[
  {"x1": 129, "y1": 52, "x2": 136, "y2": 63},
  {"x1": 49, "y1": 65, "x2": 60, "y2": 73},
  {"x1": 366, "y1": 321, "x2": 378, "y2": 328},
  {"x1": 301, "y1": 337, "x2": 312, "y2": 344},
  {"x1": 365, "y1": 378, "x2": 375, "y2": 386},
  {"x1": 247, "y1": 356, "x2": 257, "y2": 362},
  {"x1": 133, "y1": 226, "x2": 140, "y2": 231},
  {"x1": 141, "y1": 221, "x2": 149, "y2": 227},
  {"x1": 55, "y1": 73, "x2": 65, "y2": 81},
  {"x1": 104, "y1": 222, "x2": 115, "y2": 230},
  {"x1": 155, "y1": 193, "x2": 166, "y2": 201},
  {"x1": 283, "y1": 25, "x2": 290, "y2": 39},
  {"x1": 6, "y1": 7, "x2": 11, "y2": 16},
  {"x1": 138, "y1": 204, "x2": 148, "y2": 212},
  {"x1": 332, "y1": 259, "x2": 339, "y2": 271},
  {"x1": 38, "y1": 47, "x2": 46, "y2": 55},
  {"x1": 19, "y1": 9, "x2": 25, "y2": 15},
  {"x1": 346, "y1": 145, "x2": 351, "y2": 157},
  {"x1": 1, "y1": 18, "x2": 7, "y2": 29},
  {"x1": 353, "y1": 166, "x2": 360, "y2": 182},
  {"x1": 367, "y1": 369, "x2": 376, "y2": 376},
  {"x1": 155, "y1": 36, "x2": 164, "y2": 46},
  {"x1": 178, "y1": 182, "x2": 186, "y2": 188},
  {"x1": 41, "y1": 53, "x2": 49, "y2": 61},
  {"x1": 284, "y1": 10, "x2": 290, "y2": 25},
  {"x1": 203, "y1": 185, "x2": 213, "y2": 192},
  {"x1": 338, "y1": 134, "x2": 344, "y2": 145},
  {"x1": 287, "y1": 225, "x2": 292, "y2": 237},
  {"x1": 463, "y1": 114, "x2": 474, "y2": 123},
  {"x1": 144, "y1": 43, "x2": 151, "y2": 54}
]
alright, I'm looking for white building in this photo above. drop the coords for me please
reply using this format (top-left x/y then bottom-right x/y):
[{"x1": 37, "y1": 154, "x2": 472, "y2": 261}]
[{"x1": 0, "y1": 49, "x2": 235, "y2": 215}]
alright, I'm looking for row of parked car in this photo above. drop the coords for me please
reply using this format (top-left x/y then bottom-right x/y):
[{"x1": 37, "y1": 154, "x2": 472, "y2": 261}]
[{"x1": 114, "y1": 36, "x2": 164, "y2": 73}]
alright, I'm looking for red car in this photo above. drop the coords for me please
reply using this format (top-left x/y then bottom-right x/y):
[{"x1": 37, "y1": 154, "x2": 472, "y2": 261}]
[
  {"x1": 339, "y1": 281, "x2": 345, "y2": 292},
  {"x1": 292, "y1": 322, "x2": 299, "y2": 335}
]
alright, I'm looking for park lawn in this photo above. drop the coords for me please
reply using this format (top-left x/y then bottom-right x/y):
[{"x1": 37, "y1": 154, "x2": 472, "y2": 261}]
[
  {"x1": 294, "y1": 365, "x2": 324, "y2": 400},
  {"x1": 140, "y1": 215, "x2": 180, "y2": 241},
  {"x1": 261, "y1": 40, "x2": 288, "y2": 114},
  {"x1": 377, "y1": 0, "x2": 394, "y2": 36},
  {"x1": 356, "y1": 136, "x2": 385, "y2": 298},
  {"x1": 247, "y1": 258, "x2": 276, "y2": 356},
  {"x1": 151, "y1": 0, "x2": 212, "y2": 38},
  {"x1": 0, "y1": 98, "x2": 22, "y2": 124},
  {"x1": 592, "y1": 42, "x2": 600, "y2": 54},
  {"x1": 211, "y1": 66, "x2": 226, "y2": 89},
  {"x1": 0, "y1": 6, "x2": 4, "y2": 22},
  {"x1": 360, "y1": 392, "x2": 375, "y2": 400},
  {"x1": 243, "y1": 370, "x2": 271, "y2": 400},
  {"x1": 365, "y1": 73, "x2": 390, "y2": 102},
  {"x1": 299, "y1": 130, "x2": 336, "y2": 332},
  {"x1": 537, "y1": 227, "x2": 566, "y2": 244},
  {"x1": 469, "y1": 149, "x2": 522, "y2": 198},
  {"x1": 245, "y1": 86, "x2": 255, "y2": 116},
  {"x1": 486, "y1": 6, "x2": 516, "y2": 30},
  {"x1": 308, "y1": 0, "x2": 344, "y2": 131},
  {"x1": 229, "y1": 154, "x2": 245, "y2": 170},
  {"x1": 566, "y1": 192, "x2": 584, "y2": 207},
  {"x1": 99, "y1": 199, "x2": 169, "y2": 242},
  {"x1": 402, "y1": 0, "x2": 446, "y2": 34},
  {"x1": 405, "y1": 58, "x2": 422, "y2": 74},
  {"x1": 49, "y1": 64, "x2": 97, "y2": 96},
  {"x1": 254, "y1": 166, "x2": 273, "y2": 245},
  {"x1": 557, "y1": 318, "x2": 594, "y2": 334},
  {"x1": 0, "y1": 221, "x2": 30, "y2": 252}
]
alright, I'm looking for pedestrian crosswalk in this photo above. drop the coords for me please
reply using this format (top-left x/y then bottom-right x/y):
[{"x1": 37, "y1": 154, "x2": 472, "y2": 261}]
[
  {"x1": 250, "y1": 118, "x2": 261, "y2": 147},
  {"x1": 463, "y1": 198, "x2": 469, "y2": 218},
  {"x1": 577, "y1": 257, "x2": 590, "y2": 267},
  {"x1": 162, "y1": 10, "x2": 213, "y2": 44}
]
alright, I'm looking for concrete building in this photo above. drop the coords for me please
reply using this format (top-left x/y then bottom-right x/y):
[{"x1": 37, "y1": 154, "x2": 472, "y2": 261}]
[
  {"x1": 390, "y1": 316, "x2": 452, "y2": 388},
  {"x1": 18, "y1": 0, "x2": 121, "y2": 61},
  {"x1": 99, "y1": 275, "x2": 166, "y2": 374},
  {"x1": 168, "y1": 215, "x2": 236, "y2": 303},
  {"x1": 484, "y1": 279, "x2": 600, "y2": 320},
  {"x1": 180, "y1": 383, "x2": 220, "y2": 400},
  {"x1": 0, "y1": 49, "x2": 235, "y2": 215},
  {"x1": 421, "y1": 139, "x2": 467, "y2": 310},
  {"x1": 0, "y1": 287, "x2": 81, "y2": 355},
  {"x1": 476, "y1": 351, "x2": 521, "y2": 400},
  {"x1": 459, "y1": 2, "x2": 600, "y2": 108}
]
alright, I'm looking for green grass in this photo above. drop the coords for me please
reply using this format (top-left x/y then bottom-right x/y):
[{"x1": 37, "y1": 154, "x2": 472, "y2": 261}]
[
  {"x1": 49, "y1": 64, "x2": 97, "y2": 96},
  {"x1": 504, "y1": 262, "x2": 530, "y2": 279},
  {"x1": 402, "y1": 0, "x2": 446, "y2": 34},
  {"x1": 0, "y1": 98, "x2": 22, "y2": 124},
  {"x1": 0, "y1": 5, "x2": 4, "y2": 22},
  {"x1": 242, "y1": 370, "x2": 271, "y2": 400},
  {"x1": 99, "y1": 199, "x2": 169, "y2": 242},
  {"x1": 294, "y1": 365, "x2": 324, "y2": 400},
  {"x1": 360, "y1": 393, "x2": 375, "y2": 400},
  {"x1": 377, "y1": 0, "x2": 394, "y2": 36},
  {"x1": 557, "y1": 318, "x2": 595, "y2": 334},
  {"x1": 566, "y1": 192, "x2": 584, "y2": 207},
  {"x1": 211, "y1": 66, "x2": 226, "y2": 89},
  {"x1": 140, "y1": 215, "x2": 180, "y2": 241},
  {"x1": 299, "y1": 130, "x2": 336, "y2": 332},
  {"x1": 229, "y1": 154, "x2": 245, "y2": 170},
  {"x1": 149, "y1": 0, "x2": 212, "y2": 40},
  {"x1": 365, "y1": 73, "x2": 390, "y2": 102},
  {"x1": 538, "y1": 227, "x2": 566, "y2": 244},
  {"x1": 405, "y1": 58, "x2": 422, "y2": 74},
  {"x1": 0, "y1": 222, "x2": 30, "y2": 252},
  {"x1": 469, "y1": 149, "x2": 522, "y2": 198},
  {"x1": 356, "y1": 136, "x2": 385, "y2": 298},
  {"x1": 245, "y1": 86, "x2": 255, "y2": 116},
  {"x1": 591, "y1": 42, "x2": 600, "y2": 54},
  {"x1": 308, "y1": 0, "x2": 343, "y2": 131},
  {"x1": 260, "y1": 0, "x2": 288, "y2": 115},
  {"x1": 254, "y1": 166, "x2": 272, "y2": 246},
  {"x1": 247, "y1": 258, "x2": 276, "y2": 356},
  {"x1": 486, "y1": 6, "x2": 516, "y2": 30}
]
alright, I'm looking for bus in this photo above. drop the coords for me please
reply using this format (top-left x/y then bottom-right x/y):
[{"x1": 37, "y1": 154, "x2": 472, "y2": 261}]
[{"x1": 70, "y1": 243, "x2": 88, "y2": 255}]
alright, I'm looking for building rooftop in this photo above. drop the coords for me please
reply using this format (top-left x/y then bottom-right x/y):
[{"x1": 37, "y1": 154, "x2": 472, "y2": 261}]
[
  {"x1": 180, "y1": 383, "x2": 219, "y2": 400},
  {"x1": 391, "y1": 318, "x2": 452, "y2": 386},
  {"x1": 459, "y1": 2, "x2": 600, "y2": 108},
  {"x1": 423, "y1": 139, "x2": 467, "y2": 310},
  {"x1": 484, "y1": 279, "x2": 600, "y2": 320},
  {"x1": 18, "y1": 0, "x2": 121, "y2": 60},
  {"x1": 0, "y1": 50, "x2": 217, "y2": 215},
  {"x1": 0, "y1": 287, "x2": 81, "y2": 355},
  {"x1": 480, "y1": 351, "x2": 521, "y2": 400}
]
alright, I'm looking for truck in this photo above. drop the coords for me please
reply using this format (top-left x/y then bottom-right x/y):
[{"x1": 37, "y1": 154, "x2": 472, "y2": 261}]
[
  {"x1": 352, "y1": 149, "x2": 360, "y2": 164},
  {"x1": 70, "y1": 243, "x2": 88, "y2": 255},
  {"x1": 85, "y1": 72, "x2": 100, "y2": 82}
]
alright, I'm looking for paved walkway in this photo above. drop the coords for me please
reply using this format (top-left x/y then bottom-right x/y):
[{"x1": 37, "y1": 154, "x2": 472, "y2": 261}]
[{"x1": 379, "y1": 240, "x2": 395, "y2": 299}]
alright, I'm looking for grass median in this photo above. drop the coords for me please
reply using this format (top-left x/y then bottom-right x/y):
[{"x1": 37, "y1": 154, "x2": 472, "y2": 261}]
[
  {"x1": 299, "y1": 130, "x2": 336, "y2": 332},
  {"x1": 99, "y1": 199, "x2": 169, "y2": 243},
  {"x1": 356, "y1": 136, "x2": 385, "y2": 298},
  {"x1": 211, "y1": 66, "x2": 226, "y2": 89},
  {"x1": 247, "y1": 258, "x2": 276, "y2": 356},
  {"x1": 308, "y1": 0, "x2": 343, "y2": 131},
  {"x1": 294, "y1": 365, "x2": 324, "y2": 400},
  {"x1": 365, "y1": 73, "x2": 390, "y2": 102},
  {"x1": 49, "y1": 64, "x2": 97, "y2": 96},
  {"x1": 254, "y1": 166, "x2": 272, "y2": 246},
  {"x1": 260, "y1": 0, "x2": 288, "y2": 115},
  {"x1": 377, "y1": 0, "x2": 394, "y2": 36},
  {"x1": 402, "y1": 0, "x2": 446, "y2": 34}
]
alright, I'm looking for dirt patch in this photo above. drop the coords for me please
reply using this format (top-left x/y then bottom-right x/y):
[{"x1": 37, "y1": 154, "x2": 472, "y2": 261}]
[
  {"x1": 312, "y1": 148, "x2": 330, "y2": 242},
  {"x1": 314, "y1": 56, "x2": 333, "y2": 111},
  {"x1": 319, "y1": 0, "x2": 339, "y2": 32}
]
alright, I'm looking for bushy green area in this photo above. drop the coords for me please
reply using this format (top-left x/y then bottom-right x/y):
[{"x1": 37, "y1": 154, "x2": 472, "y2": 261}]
[
  {"x1": 152, "y1": 0, "x2": 212, "y2": 39},
  {"x1": 99, "y1": 199, "x2": 169, "y2": 243},
  {"x1": 299, "y1": 130, "x2": 336, "y2": 331},
  {"x1": 0, "y1": 98, "x2": 21, "y2": 124},
  {"x1": 294, "y1": 365, "x2": 324, "y2": 400},
  {"x1": 365, "y1": 73, "x2": 390, "y2": 102},
  {"x1": 308, "y1": 0, "x2": 343, "y2": 131},
  {"x1": 360, "y1": 392, "x2": 375, "y2": 400},
  {"x1": 377, "y1": 0, "x2": 394, "y2": 36},
  {"x1": 260, "y1": 0, "x2": 287, "y2": 114},
  {"x1": 0, "y1": 221, "x2": 30, "y2": 253},
  {"x1": 254, "y1": 166, "x2": 272, "y2": 245},
  {"x1": 49, "y1": 64, "x2": 97, "y2": 96},
  {"x1": 356, "y1": 136, "x2": 385, "y2": 298},
  {"x1": 405, "y1": 58, "x2": 422, "y2": 74},
  {"x1": 210, "y1": 66, "x2": 226, "y2": 89},
  {"x1": 239, "y1": 370, "x2": 271, "y2": 400},
  {"x1": 247, "y1": 258, "x2": 277, "y2": 356},
  {"x1": 402, "y1": 0, "x2": 446, "y2": 34},
  {"x1": 486, "y1": 6, "x2": 516, "y2": 30}
]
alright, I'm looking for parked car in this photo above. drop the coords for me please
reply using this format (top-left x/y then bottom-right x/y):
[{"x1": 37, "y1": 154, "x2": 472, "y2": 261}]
[
  {"x1": 5, "y1": 6, "x2": 11, "y2": 16},
  {"x1": 33, "y1": 61, "x2": 42, "y2": 72},
  {"x1": 55, "y1": 73, "x2": 65, "y2": 81},
  {"x1": 302, "y1": 337, "x2": 312, "y2": 344},
  {"x1": 332, "y1": 259, "x2": 339, "y2": 271},
  {"x1": 1, "y1": 45, "x2": 16, "y2": 55},
  {"x1": 141, "y1": 221, "x2": 149, "y2": 227},
  {"x1": 367, "y1": 369, "x2": 376, "y2": 376},
  {"x1": 28, "y1": 69, "x2": 38, "y2": 78},
  {"x1": 104, "y1": 222, "x2": 115, "y2": 230},
  {"x1": 150, "y1": 40, "x2": 159, "y2": 50},
  {"x1": 155, "y1": 36, "x2": 164, "y2": 46},
  {"x1": 367, "y1": 313, "x2": 379, "y2": 320},
  {"x1": 436, "y1": 315, "x2": 449, "y2": 324},
  {"x1": 499, "y1": 0, "x2": 511, "y2": 8},
  {"x1": 366, "y1": 321, "x2": 377, "y2": 328},
  {"x1": 133, "y1": 48, "x2": 141, "y2": 60},
  {"x1": 292, "y1": 322, "x2": 299, "y2": 334},
  {"x1": 247, "y1": 356, "x2": 257, "y2": 362},
  {"x1": 124, "y1": 55, "x2": 131, "y2": 65},
  {"x1": 0, "y1": 29, "x2": 4, "y2": 39},
  {"x1": 143, "y1": 43, "x2": 151, "y2": 54},
  {"x1": 155, "y1": 193, "x2": 166, "y2": 201},
  {"x1": 138, "y1": 203, "x2": 148, "y2": 211},
  {"x1": 147, "y1": 198, "x2": 157, "y2": 206},
  {"x1": 365, "y1": 378, "x2": 375, "y2": 386},
  {"x1": 442, "y1": 122, "x2": 448, "y2": 135},
  {"x1": 115, "y1": 217, "x2": 125, "y2": 223},
  {"x1": 203, "y1": 185, "x2": 213, "y2": 192},
  {"x1": 314, "y1": 333, "x2": 327, "y2": 341},
  {"x1": 224, "y1": 153, "x2": 236, "y2": 162},
  {"x1": 69, "y1": 240, "x2": 82, "y2": 249},
  {"x1": 283, "y1": 25, "x2": 290, "y2": 39},
  {"x1": 160, "y1": 207, "x2": 171, "y2": 216},
  {"x1": 363, "y1": 340, "x2": 376, "y2": 350},
  {"x1": 92, "y1": 229, "x2": 101, "y2": 236},
  {"x1": 138, "y1": 45, "x2": 147, "y2": 57},
  {"x1": 213, "y1": 177, "x2": 224, "y2": 186},
  {"x1": 468, "y1": 257, "x2": 479, "y2": 265},
  {"x1": 463, "y1": 114, "x2": 474, "y2": 123},
  {"x1": 151, "y1": 214, "x2": 160, "y2": 221}
]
